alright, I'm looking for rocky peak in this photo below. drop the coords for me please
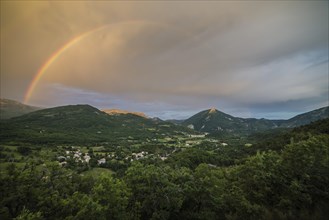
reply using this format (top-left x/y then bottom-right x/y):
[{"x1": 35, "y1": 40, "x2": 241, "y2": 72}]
[
  {"x1": 209, "y1": 108, "x2": 217, "y2": 114},
  {"x1": 102, "y1": 109, "x2": 148, "y2": 118}
]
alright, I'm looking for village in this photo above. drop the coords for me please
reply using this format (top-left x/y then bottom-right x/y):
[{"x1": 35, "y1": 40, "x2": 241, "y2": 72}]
[
  {"x1": 54, "y1": 133, "x2": 233, "y2": 170},
  {"x1": 0, "y1": 130, "x2": 253, "y2": 176}
]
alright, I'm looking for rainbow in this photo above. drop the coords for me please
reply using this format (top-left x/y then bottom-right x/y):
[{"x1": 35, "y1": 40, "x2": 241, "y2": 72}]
[
  {"x1": 23, "y1": 25, "x2": 109, "y2": 104},
  {"x1": 24, "y1": 21, "x2": 191, "y2": 104}
]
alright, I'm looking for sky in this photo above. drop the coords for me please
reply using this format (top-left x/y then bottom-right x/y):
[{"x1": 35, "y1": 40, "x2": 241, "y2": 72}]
[{"x1": 1, "y1": 1, "x2": 328, "y2": 120}]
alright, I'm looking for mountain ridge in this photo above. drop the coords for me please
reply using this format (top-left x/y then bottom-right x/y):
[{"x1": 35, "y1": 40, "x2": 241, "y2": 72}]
[
  {"x1": 0, "y1": 98, "x2": 42, "y2": 119},
  {"x1": 1, "y1": 98, "x2": 328, "y2": 137},
  {"x1": 102, "y1": 109, "x2": 148, "y2": 118},
  {"x1": 182, "y1": 106, "x2": 329, "y2": 135},
  {"x1": 0, "y1": 104, "x2": 197, "y2": 144}
]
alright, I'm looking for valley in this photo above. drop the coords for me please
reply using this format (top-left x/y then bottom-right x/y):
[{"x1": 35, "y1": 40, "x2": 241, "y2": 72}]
[
  {"x1": 0, "y1": 99, "x2": 328, "y2": 219},
  {"x1": 2, "y1": 1, "x2": 328, "y2": 219}
]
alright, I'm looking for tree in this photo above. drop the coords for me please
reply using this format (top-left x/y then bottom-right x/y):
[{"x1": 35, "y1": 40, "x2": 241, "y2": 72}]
[
  {"x1": 125, "y1": 163, "x2": 185, "y2": 220},
  {"x1": 60, "y1": 192, "x2": 104, "y2": 220},
  {"x1": 17, "y1": 147, "x2": 32, "y2": 156},
  {"x1": 278, "y1": 135, "x2": 329, "y2": 218},
  {"x1": 14, "y1": 208, "x2": 42, "y2": 220},
  {"x1": 92, "y1": 174, "x2": 130, "y2": 220}
]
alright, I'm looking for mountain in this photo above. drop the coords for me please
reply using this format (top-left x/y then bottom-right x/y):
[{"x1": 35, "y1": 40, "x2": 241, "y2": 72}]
[
  {"x1": 102, "y1": 109, "x2": 148, "y2": 118},
  {"x1": 182, "y1": 106, "x2": 329, "y2": 135},
  {"x1": 0, "y1": 98, "x2": 41, "y2": 119},
  {"x1": 248, "y1": 118, "x2": 329, "y2": 152},
  {"x1": 1, "y1": 101, "x2": 327, "y2": 143},
  {"x1": 0, "y1": 104, "x2": 196, "y2": 144},
  {"x1": 279, "y1": 106, "x2": 329, "y2": 128},
  {"x1": 182, "y1": 108, "x2": 279, "y2": 135}
]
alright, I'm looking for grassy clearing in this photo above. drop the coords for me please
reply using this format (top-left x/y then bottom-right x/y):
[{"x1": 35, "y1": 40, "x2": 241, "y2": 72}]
[{"x1": 82, "y1": 167, "x2": 113, "y2": 178}]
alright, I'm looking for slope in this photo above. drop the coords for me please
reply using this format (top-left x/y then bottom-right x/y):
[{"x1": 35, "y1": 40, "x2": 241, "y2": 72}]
[
  {"x1": 0, "y1": 98, "x2": 41, "y2": 119},
  {"x1": 182, "y1": 108, "x2": 279, "y2": 135},
  {"x1": 182, "y1": 106, "x2": 329, "y2": 135},
  {"x1": 280, "y1": 106, "x2": 329, "y2": 127},
  {"x1": 0, "y1": 104, "x2": 195, "y2": 145}
]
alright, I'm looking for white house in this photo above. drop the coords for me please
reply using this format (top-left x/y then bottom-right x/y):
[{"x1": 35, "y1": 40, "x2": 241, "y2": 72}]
[{"x1": 98, "y1": 158, "x2": 106, "y2": 165}]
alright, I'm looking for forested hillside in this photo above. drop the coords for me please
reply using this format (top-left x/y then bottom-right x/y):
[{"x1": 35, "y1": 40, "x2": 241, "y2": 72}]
[
  {"x1": 1, "y1": 119, "x2": 328, "y2": 219},
  {"x1": 182, "y1": 107, "x2": 329, "y2": 135},
  {"x1": 0, "y1": 104, "x2": 197, "y2": 145}
]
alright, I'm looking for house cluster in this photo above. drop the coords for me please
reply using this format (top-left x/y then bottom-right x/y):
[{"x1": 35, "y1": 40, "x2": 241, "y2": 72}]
[
  {"x1": 185, "y1": 140, "x2": 201, "y2": 146},
  {"x1": 125, "y1": 151, "x2": 149, "y2": 161},
  {"x1": 123, "y1": 151, "x2": 170, "y2": 162},
  {"x1": 57, "y1": 149, "x2": 91, "y2": 166},
  {"x1": 70, "y1": 149, "x2": 91, "y2": 163},
  {"x1": 188, "y1": 134, "x2": 206, "y2": 138},
  {"x1": 132, "y1": 151, "x2": 149, "y2": 160}
]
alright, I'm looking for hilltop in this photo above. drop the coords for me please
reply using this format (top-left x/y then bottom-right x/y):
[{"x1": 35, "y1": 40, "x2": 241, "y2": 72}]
[
  {"x1": 182, "y1": 108, "x2": 279, "y2": 135},
  {"x1": 0, "y1": 98, "x2": 41, "y2": 119},
  {"x1": 102, "y1": 109, "x2": 148, "y2": 118}
]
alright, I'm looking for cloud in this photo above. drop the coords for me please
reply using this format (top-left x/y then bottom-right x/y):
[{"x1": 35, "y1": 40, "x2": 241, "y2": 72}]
[{"x1": 1, "y1": 1, "x2": 328, "y2": 119}]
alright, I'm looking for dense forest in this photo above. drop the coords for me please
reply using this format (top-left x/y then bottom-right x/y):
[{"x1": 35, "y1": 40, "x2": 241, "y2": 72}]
[{"x1": 1, "y1": 119, "x2": 329, "y2": 219}]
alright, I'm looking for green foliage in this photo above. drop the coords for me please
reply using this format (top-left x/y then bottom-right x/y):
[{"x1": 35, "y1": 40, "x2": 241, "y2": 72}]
[
  {"x1": 92, "y1": 174, "x2": 130, "y2": 219},
  {"x1": 17, "y1": 147, "x2": 32, "y2": 156},
  {"x1": 279, "y1": 135, "x2": 329, "y2": 213},
  {"x1": 248, "y1": 118, "x2": 329, "y2": 152},
  {"x1": 165, "y1": 148, "x2": 216, "y2": 169},
  {"x1": 14, "y1": 208, "x2": 42, "y2": 220},
  {"x1": 125, "y1": 163, "x2": 186, "y2": 219},
  {"x1": 60, "y1": 192, "x2": 104, "y2": 220},
  {"x1": 1, "y1": 119, "x2": 329, "y2": 219}
]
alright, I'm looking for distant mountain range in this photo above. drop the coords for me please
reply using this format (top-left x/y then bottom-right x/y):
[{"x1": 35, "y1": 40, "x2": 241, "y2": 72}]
[
  {"x1": 0, "y1": 99, "x2": 328, "y2": 143},
  {"x1": 0, "y1": 98, "x2": 41, "y2": 119},
  {"x1": 0, "y1": 103, "x2": 195, "y2": 144},
  {"x1": 182, "y1": 106, "x2": 329, "y2": 135}
]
